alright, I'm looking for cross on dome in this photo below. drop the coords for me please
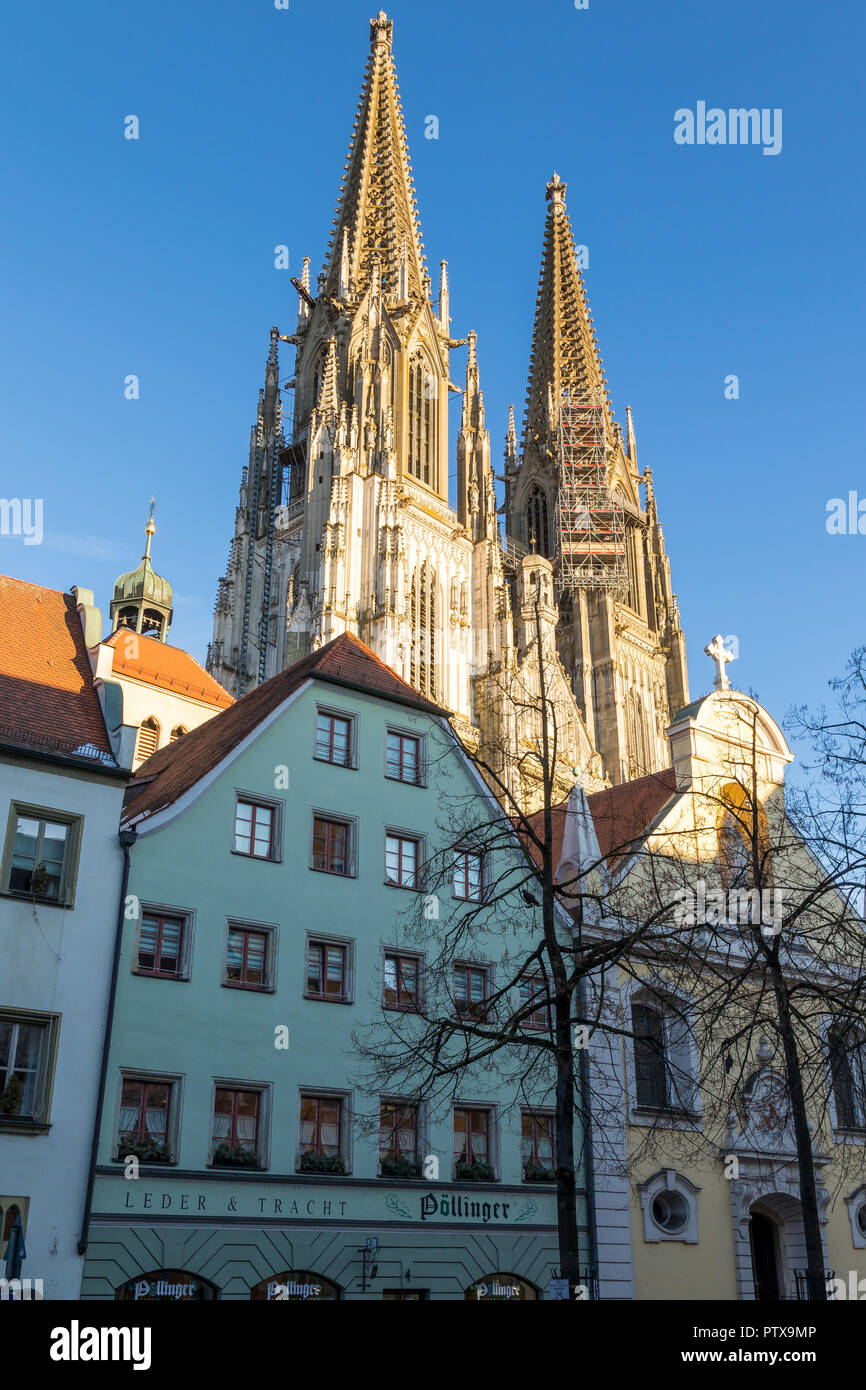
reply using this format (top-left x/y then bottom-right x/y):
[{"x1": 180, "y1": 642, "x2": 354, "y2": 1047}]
[{"x1": 704, "y1": 634, "x2": 734, "y2": 690}]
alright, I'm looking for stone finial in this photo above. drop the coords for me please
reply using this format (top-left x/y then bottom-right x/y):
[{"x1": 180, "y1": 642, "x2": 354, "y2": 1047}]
[
  {"x1": 546, "y1": 170, "x2": 567, "y2": 206},
  {"x1": 370, "y1": 11, "x2": 393, "y2": 48}
]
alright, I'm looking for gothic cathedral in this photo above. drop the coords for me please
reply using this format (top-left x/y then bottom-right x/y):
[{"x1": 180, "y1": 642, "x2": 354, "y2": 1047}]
[{"x1": 207, "y1": 11, "x2": 689, "y2": 805}]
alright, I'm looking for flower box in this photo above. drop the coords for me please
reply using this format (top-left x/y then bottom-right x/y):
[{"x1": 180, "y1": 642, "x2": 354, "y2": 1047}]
[
  {"x1": 117, "y1": 1135, "x2": 172, "y2": 1164},
  {"x1": 523, "y1": 1160, "x2": 556, "y2": 1183},
  {"x1": 212, "y1": 1142, "x2": 260, "y2": 1169},
  {"x1": 298, "y1": 1151, "x2": 346, "y2": 1174},
  {"x1": 454, "y1": 1159, "x2": 495, "y2": 1182},
  {"x1": 380, "y1": 1153, "x2": 422, "y2": 1179}
]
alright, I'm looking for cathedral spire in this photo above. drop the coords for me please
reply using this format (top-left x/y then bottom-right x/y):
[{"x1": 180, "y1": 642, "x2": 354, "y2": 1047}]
[
  {"x1": 523, "y1": 173, "x2": 611, "y2": 458},
  {"x1": 321, "y1": 12, "x2": 428, "y2": 304},
  {"x1": 505, "y1": 403, "x2": 517, "y2": 468}
]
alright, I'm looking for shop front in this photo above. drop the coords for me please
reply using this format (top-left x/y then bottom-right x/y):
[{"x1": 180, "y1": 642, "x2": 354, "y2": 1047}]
[{"x1": 82, "y1": 1173, "x2": 567, "y2": 1301}]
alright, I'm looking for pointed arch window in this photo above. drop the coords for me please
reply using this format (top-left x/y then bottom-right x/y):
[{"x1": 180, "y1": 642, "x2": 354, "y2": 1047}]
[
  {"x1": 408, "y1": 353, "x2": 437, "y2": 488},
  {"x1": 526, "y1": 486, "x2": 551, "y2": 558},
  {"x1": 625, "y1": 525, "x2": 642, "y2": 613},
  {"x1": 135, "y1": 718, "x2": 160, "y2": 763},
  {"x1": 410, "y1": 562, "x2": 438, "y2": 700},
  {"x1": 169, "y1": 726, "x2": 188, "y2": 743},
  {"x1": 627, "y1": 689, "x2": 650, "y2": 776}
]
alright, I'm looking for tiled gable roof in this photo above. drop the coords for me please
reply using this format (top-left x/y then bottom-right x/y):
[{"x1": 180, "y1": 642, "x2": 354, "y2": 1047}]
[
  {"x1": 122, "y1": 632, "x2": 448, "y2": 825},
  {"x1": 523, "y1": 767, "x2": 679, "y2": 872},
  {"x1": 0, "y1": 575, "x2": 114, "y2": 762},
  {"x1": 103, "y1": 630, "x2": 233, "y2": 709}
]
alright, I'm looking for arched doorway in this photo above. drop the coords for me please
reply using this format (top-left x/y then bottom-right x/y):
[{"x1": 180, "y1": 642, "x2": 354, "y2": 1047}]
[
  {"x1": 115, "y1": 1269, "x2": 217, "y2": 1300},
  {"x1": 749, "y1": 1209, "x2": 781, "y2": 1300},
  {"x1": 465, "y1": 1274, "x2": 537, "y2": 1301}
]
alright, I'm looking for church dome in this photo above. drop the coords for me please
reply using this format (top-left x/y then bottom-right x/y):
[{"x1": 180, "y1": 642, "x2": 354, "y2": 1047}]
[
  {"x1": 110, "y1": 505, "x2": 174, "y2": 642},
  {"x1": 113, "y1": 555, "x2": 173, "y2": 609}
]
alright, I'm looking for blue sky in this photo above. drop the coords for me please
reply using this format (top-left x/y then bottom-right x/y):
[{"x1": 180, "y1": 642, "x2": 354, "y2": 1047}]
[{"x1": 2, "y1": 0, "x2": 863, "y2": 755}]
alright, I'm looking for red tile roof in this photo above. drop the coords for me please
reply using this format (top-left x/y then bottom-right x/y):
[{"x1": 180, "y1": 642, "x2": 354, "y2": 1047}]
[
  {"x1": 103, "y1": 630, "x2": 233, "y2": 709},
  {"x1": 122, "y1": 632, "x2": 448, "y2": 825},
  {"x1": 523, "y1": 767, "x2": 679, "y2": 872},
  {"x1": 0, "y1": 575, "x2": 115, "y2": 762}
]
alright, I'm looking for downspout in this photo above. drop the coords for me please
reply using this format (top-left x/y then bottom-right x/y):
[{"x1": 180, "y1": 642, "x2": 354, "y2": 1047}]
[
  {"x1": 77, "y1": 827, "x2": 137, "y2": 1255},
  {"x1": 576, "y1": 972, "x2": 600, "y2": 1294}
]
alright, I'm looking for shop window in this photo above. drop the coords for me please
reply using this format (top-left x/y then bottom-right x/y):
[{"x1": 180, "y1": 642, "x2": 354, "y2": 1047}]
[
  {"x1": 250, "y1": 1272, "x2": 340, "y2": 1301},
  {"x1": 115, "y1": 1270, "x2": 217, "y2": 1301},
  {"x1": 465, "y1": 1275, "x2": 537, "y2": 1301}
]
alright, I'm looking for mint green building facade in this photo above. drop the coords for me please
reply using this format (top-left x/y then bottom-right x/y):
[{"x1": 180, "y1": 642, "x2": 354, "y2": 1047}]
[{"x1": 80, "y1": 649, "x2": 591, "y2": 1300}]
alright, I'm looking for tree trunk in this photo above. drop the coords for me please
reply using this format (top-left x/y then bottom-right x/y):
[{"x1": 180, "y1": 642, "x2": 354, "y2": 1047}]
[{"x1": 771, "y1": 976, "x2": 827, "y2": 1300}]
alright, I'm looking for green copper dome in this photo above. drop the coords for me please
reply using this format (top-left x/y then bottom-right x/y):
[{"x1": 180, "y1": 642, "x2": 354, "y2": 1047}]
[
  {"x1": 113, "y1": 554, "x2": 173, "y2": 608},
  {"x1": 110, "y1": 507, "x2": 174, "y2": 642}
]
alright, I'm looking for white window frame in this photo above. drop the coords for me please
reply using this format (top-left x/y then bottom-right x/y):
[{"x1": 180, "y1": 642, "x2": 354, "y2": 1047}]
[
  {"x1": 1, "y1": 802, "x2": 84, "y2": 909},
  {"x1": 624, "y1": 979, "x2": 702, "y2": 1129},
  {"x1": 638, "y1": 1169, "x2": 700, "y2": 1244},
  {"x1": 823, "y1": 1015, "x2": 866, "y2": 1143},
  {"x1": 845, "y1": 1186, "x2": 866, "y2": 1249},
  {"x1": 0, "y1": 1008, "x2": 60, "y2": 1132}
]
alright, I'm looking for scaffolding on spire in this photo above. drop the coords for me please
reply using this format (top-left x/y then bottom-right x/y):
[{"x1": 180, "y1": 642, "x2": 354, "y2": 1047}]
[{"x1": 556, "y1": 387, "x2": 627, "y2": 593}]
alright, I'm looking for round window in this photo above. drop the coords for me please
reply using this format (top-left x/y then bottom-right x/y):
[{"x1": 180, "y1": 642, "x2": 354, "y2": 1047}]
[
  {"x1": 651, "y1": 1190, "x2": 690, "y2": 1234},
  {"x1": 857, "y1": 1204, "x2": 866, "y2": 1238}
]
